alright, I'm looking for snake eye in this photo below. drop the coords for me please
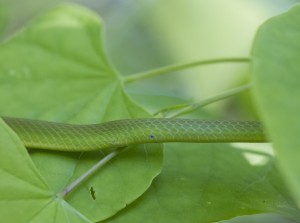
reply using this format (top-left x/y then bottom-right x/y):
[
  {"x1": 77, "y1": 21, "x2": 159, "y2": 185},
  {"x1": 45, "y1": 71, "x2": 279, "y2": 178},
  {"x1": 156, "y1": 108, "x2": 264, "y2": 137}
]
[{"x1": 149, "y1": 134, "x2": 155, "y2": 139}]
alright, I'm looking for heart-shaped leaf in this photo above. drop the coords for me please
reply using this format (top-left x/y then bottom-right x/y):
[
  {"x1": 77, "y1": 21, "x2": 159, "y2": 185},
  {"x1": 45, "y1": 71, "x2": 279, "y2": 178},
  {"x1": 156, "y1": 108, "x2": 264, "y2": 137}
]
[{"x1": 0, "y1": 4, "x2": 162, "y2": 221}]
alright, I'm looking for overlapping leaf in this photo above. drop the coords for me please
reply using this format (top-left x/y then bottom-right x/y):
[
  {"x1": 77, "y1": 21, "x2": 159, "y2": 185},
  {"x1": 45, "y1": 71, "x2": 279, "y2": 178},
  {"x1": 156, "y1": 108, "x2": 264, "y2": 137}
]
[
  {"x1": 252, "y1": 4, "x2": 300, "y2": 205},
  {"x1": 107, "y1": 142, "x2": 300, "y2": 223},
  {"x1": 0, "y1": 4, "x2": 162, "y2": 222},
  {"x1": 0, "y1": 119, "x2": 93, "y2": 223}
]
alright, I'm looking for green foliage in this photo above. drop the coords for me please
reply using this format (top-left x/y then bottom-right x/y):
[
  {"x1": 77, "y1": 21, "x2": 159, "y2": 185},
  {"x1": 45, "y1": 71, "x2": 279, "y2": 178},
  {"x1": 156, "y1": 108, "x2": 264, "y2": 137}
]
[
  {"x1": 108, "y1": 143, "x2": 299, "y2": 223},
  {"x1": 0, "y1": 119, "x2": 92, "y2": 222},
  {"x1": 0, "y1": 4, "x2": 162, "y2": 222},
  {"x1": 252, "y1": 4, "x2": 300, "y2": 207},
  {"x1": 0, "y1": 2, "x2": 300, "y2": 223}
]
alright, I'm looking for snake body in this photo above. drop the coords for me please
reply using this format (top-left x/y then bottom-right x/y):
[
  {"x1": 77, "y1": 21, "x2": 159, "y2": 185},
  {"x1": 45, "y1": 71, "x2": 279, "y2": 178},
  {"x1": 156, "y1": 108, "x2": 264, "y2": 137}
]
[{"x1": 2, "y1": 117, "x2": 266, "y2": 151}]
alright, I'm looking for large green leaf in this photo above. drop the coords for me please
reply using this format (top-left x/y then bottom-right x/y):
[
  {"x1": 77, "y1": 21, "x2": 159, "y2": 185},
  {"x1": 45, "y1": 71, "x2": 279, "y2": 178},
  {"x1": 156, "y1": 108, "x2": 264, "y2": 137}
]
[
  {"x1": 0, "y1": 119, "x2": 93, "y2": 223},
  {"x1": 107, "y1": 142, "x2": 300, "y2": 223},
  {"x1": 252, "y1": 4, "x2": 300, "y2": 204},
  {"x1": 0, "y1": 4, "x2": 162, "y2": 221}
]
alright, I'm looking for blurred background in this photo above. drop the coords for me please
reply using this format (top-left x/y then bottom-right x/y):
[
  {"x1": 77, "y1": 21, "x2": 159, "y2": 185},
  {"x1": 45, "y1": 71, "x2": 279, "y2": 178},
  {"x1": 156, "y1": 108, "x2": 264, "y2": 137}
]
[
  {"x1": 0, "y1": 0, "x2": 298, "y2": 118},
  {"x1": 0, "y1": 0, "x2": 299, "y2": 222}
]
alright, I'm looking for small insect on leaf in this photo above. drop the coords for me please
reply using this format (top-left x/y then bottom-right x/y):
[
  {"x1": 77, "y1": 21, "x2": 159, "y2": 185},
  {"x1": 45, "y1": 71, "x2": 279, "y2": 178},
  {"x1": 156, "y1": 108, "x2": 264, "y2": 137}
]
[{"x1": 90, "y1": 186, "x2": 96, "y2": 200}]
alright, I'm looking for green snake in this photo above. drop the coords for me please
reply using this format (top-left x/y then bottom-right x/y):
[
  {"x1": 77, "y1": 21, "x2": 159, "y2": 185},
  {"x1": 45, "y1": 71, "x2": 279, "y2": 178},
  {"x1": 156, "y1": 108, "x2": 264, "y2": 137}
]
[{"x1": 2, "y1": 117, "x2": 267, "y2": 151}]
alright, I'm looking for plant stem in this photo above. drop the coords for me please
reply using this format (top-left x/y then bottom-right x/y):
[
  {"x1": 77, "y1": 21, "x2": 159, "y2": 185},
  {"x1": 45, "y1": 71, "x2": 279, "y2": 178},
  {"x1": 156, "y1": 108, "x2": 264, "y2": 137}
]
[
  {"x1": 124, "y1": 57, "x2": 250, "y2": 84},
  {"x1": 155, "y1": 83, "x2": 252, "y2": 118},
  {"x1": 57, "y1": 149, "x2": 122, "y2": 199}
]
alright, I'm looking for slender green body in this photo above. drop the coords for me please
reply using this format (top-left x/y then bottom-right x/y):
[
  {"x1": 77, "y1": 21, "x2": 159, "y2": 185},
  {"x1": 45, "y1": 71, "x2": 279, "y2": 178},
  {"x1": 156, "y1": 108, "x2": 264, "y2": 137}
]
[{"x1": 2, "y1": 117, "x2": 267, "y2": 152}]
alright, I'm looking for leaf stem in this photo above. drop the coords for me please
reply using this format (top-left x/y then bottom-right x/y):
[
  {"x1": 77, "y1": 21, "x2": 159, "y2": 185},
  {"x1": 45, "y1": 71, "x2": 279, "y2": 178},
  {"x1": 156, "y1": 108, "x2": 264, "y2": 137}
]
[
  {"x1": 124, "y1": 57, "x2": 250, "y2": 84},
  {"x1": 155, "y1": 83, "x2": 252, "y2": 118},
  {"x1": 57, "y1": 149, "x2": 122, "y2": 199}
]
